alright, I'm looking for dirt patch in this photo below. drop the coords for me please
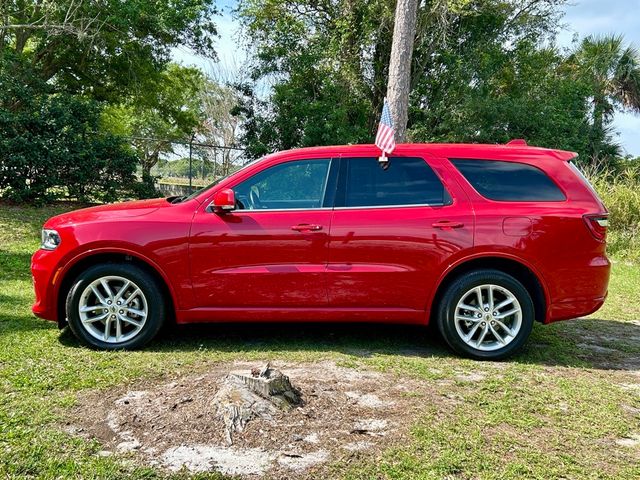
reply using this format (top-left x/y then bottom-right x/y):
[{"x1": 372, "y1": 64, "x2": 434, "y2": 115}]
[
  {"x1": 558, "y1": 319, "x2": 640, "y2": 371},
  {"x1": 575, "y1": 342, "x2": 620, "y2": 354},
  {"x1": 615, "y1": 434, "x2": 640, "y2": 448},
  {"x1": 67, "y1": 361, "x2": 445, "y2": 477},
  {"x1": 455, "y1": 372, "x2": 486, "y2": 382},
  {"x1": 161, "y1": 445, "x2": 276, "y2": 475}
]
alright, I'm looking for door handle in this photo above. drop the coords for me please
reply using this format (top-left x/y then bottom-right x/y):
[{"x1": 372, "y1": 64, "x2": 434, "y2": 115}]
[
  {"x1": 432, "y1": 220, "x2": 464, "y2": 229},
  {"x1": 291, "y1": 224, "x2": 323, "y2": 232}
]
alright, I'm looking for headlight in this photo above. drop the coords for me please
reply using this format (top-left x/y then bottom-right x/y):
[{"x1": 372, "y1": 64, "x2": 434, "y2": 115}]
[{"x1": 41, "y1": 229, "x2": 61, "y2": 250}]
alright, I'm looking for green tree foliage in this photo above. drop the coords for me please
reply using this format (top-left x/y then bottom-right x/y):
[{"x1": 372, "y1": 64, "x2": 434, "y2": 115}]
[
  {"x1": 570, "y1": 35, "x2": 640, "y2": 161},
  {"x1": 236, "y1": 1, "x2": 568, "y2": 155},
  {"x1": 0, "y1": 0, "x2": 217, "y2": 100},
  {"x1": 0, "y1": 55, "x2": 137, "y2": 202},
  {"x1": 235, "y1": 0, "x2": 395, "y2": 156},
  {"x1": 409, "y1": 17, "x2": 593, "y2": 155},
  {"x1": 235, "y1": 0, "x2": 633, "y2": 164},
  {"x1": 155, "y1": 157, "x2": 214, "y2": 178},
  {"x1": 102, "y1": 64, "x2": 207, "y2": 189},
  {"x1": 0, "y1": 0, "x2": 218, "y2": 201}
]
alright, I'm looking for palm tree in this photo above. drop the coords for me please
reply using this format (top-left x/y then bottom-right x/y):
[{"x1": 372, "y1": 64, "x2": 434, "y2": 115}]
[{"x1": 574, "y1": 35, "x2": 640, "y2": 161}]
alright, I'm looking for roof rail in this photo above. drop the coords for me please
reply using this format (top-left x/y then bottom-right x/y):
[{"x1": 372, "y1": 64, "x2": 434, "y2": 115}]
[{"x1": 506, "y1": 139, "x2": 528, "y2": 146}]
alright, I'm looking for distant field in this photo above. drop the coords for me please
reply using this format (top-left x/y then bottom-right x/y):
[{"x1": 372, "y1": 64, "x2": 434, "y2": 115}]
[
  {"x1": 1, "y1": 202, "x2": 638, "y2": 479},
  {"x1": 157, "y1": 177, "x2": 211, "y2": 187}
]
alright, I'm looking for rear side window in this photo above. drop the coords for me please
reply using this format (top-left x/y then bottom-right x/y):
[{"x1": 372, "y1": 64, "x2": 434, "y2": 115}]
[
  {"x1": 340, "y1": 157, "x2": 449, "y2": 207},
  {"x1": 451, "y1": 159, "x2": 566, "y2": 202}
]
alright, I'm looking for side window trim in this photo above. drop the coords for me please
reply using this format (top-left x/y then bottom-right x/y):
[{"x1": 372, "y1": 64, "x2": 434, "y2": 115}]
[
  {"x1": 334, "y1": 156, "x2": 452, "y2": 209},
  {"x1": 333, "y1": 203, "x2": 449, "y2": 211},
  {"x1": 322, "y1": 157, "x2": 340, "y2": 208},
  {"x1": 230, "y1": 157, "x2": 336, "y2": 212}
]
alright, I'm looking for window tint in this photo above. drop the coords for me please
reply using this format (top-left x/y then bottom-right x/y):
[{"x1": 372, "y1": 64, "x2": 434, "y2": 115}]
[
  {"x1": 234, "y1": 159, "x2": 331, "y2": 210},
  {"x1": 451, "y1": 159, "x2": 566, "y2": 202},
  {"x1": 341, "y1": 157, "x2": 449, "y2": 207}
]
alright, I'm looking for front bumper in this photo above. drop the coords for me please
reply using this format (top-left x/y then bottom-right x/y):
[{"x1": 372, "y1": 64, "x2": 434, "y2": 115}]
[{"x1": 31, "y1": 249, "x2": 60, "y2": 322}]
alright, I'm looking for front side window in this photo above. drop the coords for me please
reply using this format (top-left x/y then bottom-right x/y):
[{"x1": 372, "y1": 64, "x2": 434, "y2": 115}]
[
  {"x1": 451, "y1": 159, "x2": 566, "y2": 202},
  {"x1": 233, "y1": 159, "x2": 331, "y2": 210},
  {"x1": 339, "y1": 157, "x2": 449, "y2": 208}
]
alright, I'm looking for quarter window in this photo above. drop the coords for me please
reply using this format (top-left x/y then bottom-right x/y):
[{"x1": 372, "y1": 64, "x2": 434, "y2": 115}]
[
  {"x1": 569, "y1": 160, "x2": 603, "y2": 203},
  {"x1": 340, "y1": 157, "x2": 450, "y2": 207},
  {"x1": 451, "y1": 159, "x2": 566, "y2": 202},
  {"x1": 234, "y1": 159, "x2": 331, "y2": 210}
]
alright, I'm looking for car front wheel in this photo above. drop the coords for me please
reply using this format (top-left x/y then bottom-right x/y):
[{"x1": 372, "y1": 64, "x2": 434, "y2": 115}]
[
  {"x1": 437, "y1": 269, "x2": 534, "y2": 360},
  {"x1": 66, "y1": 263, "x2": 165, "y2": 350}
]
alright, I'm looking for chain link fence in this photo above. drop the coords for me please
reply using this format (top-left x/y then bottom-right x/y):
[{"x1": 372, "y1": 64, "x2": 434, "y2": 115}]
[{"x1": 142, "y1": 138, "x2": 249, "y2": 197}]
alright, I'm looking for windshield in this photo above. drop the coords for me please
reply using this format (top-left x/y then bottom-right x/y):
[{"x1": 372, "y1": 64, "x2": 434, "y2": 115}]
[
  {"x1": 180, "y1": 157, "x2": 264, "y2": 201},
  {"x1": 182, "y1": 177, "x2": 224, "y2": 201}
]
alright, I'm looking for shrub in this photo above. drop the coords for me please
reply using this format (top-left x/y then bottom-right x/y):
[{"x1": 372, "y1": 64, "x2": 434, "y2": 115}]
[
  {"x1": 0, "y1": 55, "x2": 139, "y2": 203},
  {"x1": 587, "y1": 165, "x2": 640, "y2": 261}
]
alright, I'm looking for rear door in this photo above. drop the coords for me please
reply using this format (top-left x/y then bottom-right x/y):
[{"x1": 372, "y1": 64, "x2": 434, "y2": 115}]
[{"x1": 327, "y1": 154, "x2": 474, "y2": 313}]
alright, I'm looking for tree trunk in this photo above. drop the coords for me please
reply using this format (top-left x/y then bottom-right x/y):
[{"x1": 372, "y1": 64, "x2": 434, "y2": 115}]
[
  {"x1": 590, "y1": 96, "x2": 606, "y2": 163},
  {"x1": 0, "y1": 2, "x2": 6, "y2": 52},
  {"x1": 386, "y1": 0, "x2": 419, "y2": 143},
  {"x1": 141, "y1": 151, "x2": 158, "y2": 187}
]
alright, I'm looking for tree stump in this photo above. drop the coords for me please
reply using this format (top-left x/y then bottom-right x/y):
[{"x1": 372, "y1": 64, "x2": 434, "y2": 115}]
[{"x1": 211, "y1": 364, "x2": 301, "y2": 445}]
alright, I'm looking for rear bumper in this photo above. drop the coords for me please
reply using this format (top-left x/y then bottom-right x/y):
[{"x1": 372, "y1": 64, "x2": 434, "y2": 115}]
[
  {"x1": 547, "y1": 294, "x2": 607, "y2": 323},
  {"x1": 545, "y1": 256, "x2": 611, "y2": 323}
]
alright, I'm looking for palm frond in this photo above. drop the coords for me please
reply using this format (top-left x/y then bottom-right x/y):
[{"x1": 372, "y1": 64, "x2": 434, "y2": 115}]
[
  {"x1": 578, "y1": 34, "x2": 624, "y2": 83},
  {"x1": 614, "y1": 46, "x2": 640, "y2": 112}
]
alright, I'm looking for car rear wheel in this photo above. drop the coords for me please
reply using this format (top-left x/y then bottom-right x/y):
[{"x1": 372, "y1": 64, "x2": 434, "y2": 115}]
[
  {"x1": 436, "y1": 269, "x2": 534, "y2": 360},
  {"x1": 66, "y1": 263, "x2": 165, "y2": 350}
]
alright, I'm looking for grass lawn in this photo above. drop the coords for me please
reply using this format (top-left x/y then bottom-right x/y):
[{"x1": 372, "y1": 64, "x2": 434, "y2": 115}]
[{"x1": 1, "y1": 202, "x2": 639, "y2": 479}]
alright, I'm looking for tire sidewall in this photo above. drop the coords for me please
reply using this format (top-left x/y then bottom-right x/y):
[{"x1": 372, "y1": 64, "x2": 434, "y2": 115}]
[
  {"x1": 437, "y1": 270, "x2": 534, "y2": 360},
  {"x1": 66, "y1": 263, "x2": 165, "y2": 350}
]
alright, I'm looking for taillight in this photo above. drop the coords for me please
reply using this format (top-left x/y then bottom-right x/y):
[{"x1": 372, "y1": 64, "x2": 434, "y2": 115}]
[{"x1": 583, "y1": 214, "x2": 608, "y2": 242}]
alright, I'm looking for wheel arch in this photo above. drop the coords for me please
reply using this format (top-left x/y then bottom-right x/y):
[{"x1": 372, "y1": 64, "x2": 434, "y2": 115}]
[
  {"x1": 56, "y1": 250, "x2": 177, "y2": 328},
  {"x1": 429, "y1": 255, "x2": 548, "y2": 325}
]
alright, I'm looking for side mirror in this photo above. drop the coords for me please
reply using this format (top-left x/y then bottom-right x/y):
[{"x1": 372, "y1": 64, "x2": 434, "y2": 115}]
[{"x1": 210, "y1": 188, "x2": 236, "y2": 213}]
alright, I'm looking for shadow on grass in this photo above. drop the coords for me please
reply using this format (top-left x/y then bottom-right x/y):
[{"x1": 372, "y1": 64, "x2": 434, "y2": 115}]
[
  {"x1": 0, "y1": 251, "x2": 34, "y2": 281},
  {"x1": 0, "y1": 292, "x2": 18, "y2": 307},
  {"x1": 57, "y1": 321, "x2": 450, "y2": 359},
  {"x1": 0, "y1": 312, "x2": 57, "y2": 333},
  {"x1": 53, "y1": 316, "x2": 640, "y2": 372}
]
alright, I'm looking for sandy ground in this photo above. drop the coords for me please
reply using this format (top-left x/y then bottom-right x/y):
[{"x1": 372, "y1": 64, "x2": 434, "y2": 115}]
[
  {"x1": 62, "y1": 318, "x2": 640, "y2": 478},
  {"x1": 66, "y1": 360, "x2": 455, "y2": 477}
]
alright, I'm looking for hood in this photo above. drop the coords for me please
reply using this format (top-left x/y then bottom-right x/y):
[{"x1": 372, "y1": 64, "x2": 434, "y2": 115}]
[{"x1": 45, "y1": 198, "x2": 170, "y2": 227}]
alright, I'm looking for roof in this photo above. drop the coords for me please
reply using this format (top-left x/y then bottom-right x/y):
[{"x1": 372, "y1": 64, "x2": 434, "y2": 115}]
[{"x1": 271, "y1": 143, "x2": 577, "y2": 162}]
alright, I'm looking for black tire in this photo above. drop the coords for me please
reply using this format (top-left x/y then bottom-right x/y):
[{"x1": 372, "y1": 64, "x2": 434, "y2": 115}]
[
  {"x1": 66, "y1": 263, "x2": 166, "y2": 350},
  {"x1": 436, "y1": 269, "x2": 534, "y2": 360}
]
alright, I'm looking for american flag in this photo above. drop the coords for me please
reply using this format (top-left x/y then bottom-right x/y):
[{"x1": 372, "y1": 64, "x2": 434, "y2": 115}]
[{"x1": 375, "y1": 98, "x2": 396, "y2": 155}]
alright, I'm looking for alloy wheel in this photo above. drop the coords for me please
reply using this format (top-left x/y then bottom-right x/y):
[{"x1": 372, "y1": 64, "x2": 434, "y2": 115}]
[
  {"x1": 77, "y1": 275, "x2": 148, "y2": 344},
  {"x1": 453, "y1": 284, "x2": 523, "y2": 352}
]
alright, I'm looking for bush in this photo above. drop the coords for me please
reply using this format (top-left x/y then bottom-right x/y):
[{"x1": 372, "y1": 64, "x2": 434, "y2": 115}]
[
  {"x1": 0, "y1": 55, "x2": 139, "y2": 203},
  {"x1": 588, "y1": 165, "x2": 640, "y2": 261}
]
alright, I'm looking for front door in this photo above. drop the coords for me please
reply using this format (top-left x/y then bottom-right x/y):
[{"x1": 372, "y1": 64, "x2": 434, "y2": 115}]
[
  {"x1": 190, "y1": 158, "x2": 336, "y2": 308},
  {"x1": 327, "y1": 155, "x2": 474, "y2": 313}
]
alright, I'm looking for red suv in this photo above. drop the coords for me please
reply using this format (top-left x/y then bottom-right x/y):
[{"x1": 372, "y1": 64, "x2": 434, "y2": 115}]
[{"x1": 31, "y1": 143, "x2": 610, "y2": 359}]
